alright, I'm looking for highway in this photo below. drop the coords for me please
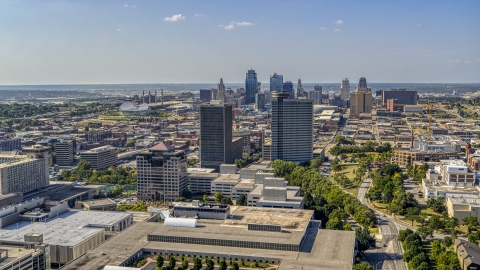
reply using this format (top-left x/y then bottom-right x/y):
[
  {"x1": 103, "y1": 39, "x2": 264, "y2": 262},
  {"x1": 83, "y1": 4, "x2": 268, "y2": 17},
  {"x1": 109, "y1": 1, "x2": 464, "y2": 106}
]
[{"x1": 358, "y1": 178, "x2": 407, "y2": 270}]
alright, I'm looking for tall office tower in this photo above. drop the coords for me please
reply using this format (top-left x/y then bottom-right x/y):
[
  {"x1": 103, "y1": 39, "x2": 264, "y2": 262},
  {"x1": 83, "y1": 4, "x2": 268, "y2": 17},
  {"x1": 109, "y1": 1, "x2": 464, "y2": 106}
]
[
  {"x1": 341, "y1": 78, "x2": 350, "y2": 100},
  {"x1": 350, "y1": 77, "x2": 373, "y2": 116},
  {"x1": 41, "y1": 137, "x2": 75, "y2": 166},
  {"x1": 245, "y1": 69, "x2": 258, "y2": 104},
  {"x1": 136, "y1": 142, "x2": 187, "y2": 201},
  {"x1": 308, "y1": 90, "x2": 322, "y2": 104},
  {"x1": 200, "y1": 101, "x2": 233, "y2": 171},
  {"x1": 0, "y1": 145, "x2": 50, "y2": 195},
  {"x1": 314, "y1": 84, "x2": 323, "y2": 97},
  {"x1": 270, "y1": 73, "x2": 283, "y2": 92},
  {"x1": 200, "y1": 89, "x2": 213, "y2": 102},
  {"x1": 257, "y1": 82, "x2": 262, "y2": 93},
  {"x1": 297, "y1": 79, "x2": 304, "y2": 98},
  {"x1": 255, "y1": 92, "x2": 265, "y2": 111},
  {"x1": 271, "y1": 92, "x2": 313, "y2": 163},
  {"x1": 283, "y1": 81, "x2": 294, "y2": 99},
  {"x1": 79, "y1": 145, "x2": 117, "y2": 169},
  {"x1": 217, "y1": 78, "x2": 226, "y2": 102}
]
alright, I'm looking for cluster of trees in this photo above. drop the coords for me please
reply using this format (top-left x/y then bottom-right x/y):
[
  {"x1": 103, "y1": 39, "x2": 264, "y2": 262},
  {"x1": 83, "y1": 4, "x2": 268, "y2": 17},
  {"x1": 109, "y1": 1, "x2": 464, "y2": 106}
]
[
  {"x1": 201, "y1": 192, "x2": 233, "y2": 205},
  {"x1": 1, "y1": 118, "x2": 46, "y2": 132},
  {"x1": 155, "y1": 256, "x2": 242, "y2": 270},
  {"x1": 60, "y1": 161, "x2": 137, "y2": 185},
  {"x1": 426, "y1": 197, "x2": 446, "y2": 213},
  {"x1": 0, "y1": 103, "x2": 57, "y2": 118},
  {"x1": 407, "y1": 163, "x2": 430, "y2": 182},
  {"x1": 398, "y1": 229, "x2": 459, "y2": 270},
  {"x1": 234, "y1": 152, "x2": 262, "y2": 169},
  {"x1": 365, "y1": 164, "x2": 418, "y2": 216},
  {"x1": 329, "y1": 141, "x2": 392, "y2": 156},
  {"x1": 464, "y1": 216, "x2": 480, "y2": 244},
  {"x1": 118, "y1": 202, "x2": 148, "y2": 211},
  {"x1": 151, "y1": 110, "x2": 171, "y2": 118},
  {"x1": 270, "y1": 160, "x2": 377, "y2": 235}
]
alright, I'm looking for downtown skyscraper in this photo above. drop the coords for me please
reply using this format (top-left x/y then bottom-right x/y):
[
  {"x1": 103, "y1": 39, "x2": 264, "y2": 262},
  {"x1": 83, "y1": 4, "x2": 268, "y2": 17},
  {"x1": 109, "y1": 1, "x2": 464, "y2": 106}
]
[
  {"x1": 245, "y1": 69, "x2": 258, "y2": 104},
  {"x1": 350, "y1": 77, "x2": 372, "y2": 116},
  {"x1": 340, "y1": 78, "x2": 350, "y2": 100},
  {"x1": 217, "y1": 78, "x2": 226, "y2": 102},
  {"x1": 270, "y1": 72, "x2": 283, "y2": 92},
  {"x1": 271, "y1": 91, "x2": 313, "y2": 163},
  {"x1": 200, "y1": 102, "x2": 233, "y2": 171}
]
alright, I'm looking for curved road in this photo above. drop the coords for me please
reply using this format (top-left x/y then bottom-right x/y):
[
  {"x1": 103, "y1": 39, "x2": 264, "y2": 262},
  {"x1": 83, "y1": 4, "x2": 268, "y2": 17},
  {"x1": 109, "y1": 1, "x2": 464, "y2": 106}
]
[{"x1": 358, "y1": 178, "x2": 407, "y2": 270}]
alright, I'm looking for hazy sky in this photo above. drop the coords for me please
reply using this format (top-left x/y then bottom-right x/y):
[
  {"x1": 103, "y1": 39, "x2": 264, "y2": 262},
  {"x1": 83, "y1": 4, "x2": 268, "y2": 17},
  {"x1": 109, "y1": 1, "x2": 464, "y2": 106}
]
[{"x1": 1, "y1": 0, "x2": 479, "y2": 84}]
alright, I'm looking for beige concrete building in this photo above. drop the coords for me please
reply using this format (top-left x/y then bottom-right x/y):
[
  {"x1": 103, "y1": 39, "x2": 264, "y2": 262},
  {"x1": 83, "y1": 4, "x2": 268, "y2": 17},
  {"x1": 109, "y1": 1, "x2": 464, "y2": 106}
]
[
  {"x1": 79, "y1": 145, "x2": 117, "y2": 169},
  {"x1": 349, "y1": 77, "x2": 372, "y2": 116},
  {"x1": 446, "y1": 195, "x2": 480, "y2": 224},
  {"x1": 136, "y1": 142, "x2": 187, "y2": 201},
  {"x1": 0, "y1": 145, "x2": 50, "y2": 195}
]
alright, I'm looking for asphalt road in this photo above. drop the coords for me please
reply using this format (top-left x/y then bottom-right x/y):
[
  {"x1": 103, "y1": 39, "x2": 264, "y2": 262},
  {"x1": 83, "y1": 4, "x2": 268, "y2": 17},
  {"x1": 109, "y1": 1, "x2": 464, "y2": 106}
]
[{"x1": 358, "y1": 178, "x2": 407, "y2": 270}]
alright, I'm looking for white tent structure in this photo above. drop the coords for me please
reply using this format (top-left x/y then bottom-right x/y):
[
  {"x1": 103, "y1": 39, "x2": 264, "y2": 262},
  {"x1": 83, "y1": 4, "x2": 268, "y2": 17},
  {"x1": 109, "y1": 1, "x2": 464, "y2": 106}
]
[{"x1": 164, "y1": 218, "x2": 197, "y2": 228}]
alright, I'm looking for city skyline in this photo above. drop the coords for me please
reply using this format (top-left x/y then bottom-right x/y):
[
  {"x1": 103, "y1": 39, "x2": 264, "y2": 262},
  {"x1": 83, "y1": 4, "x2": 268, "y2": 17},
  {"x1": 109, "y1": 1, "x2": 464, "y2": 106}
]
[{"x1": 0, "y1": 0, "x2": 479, "y2": 84}]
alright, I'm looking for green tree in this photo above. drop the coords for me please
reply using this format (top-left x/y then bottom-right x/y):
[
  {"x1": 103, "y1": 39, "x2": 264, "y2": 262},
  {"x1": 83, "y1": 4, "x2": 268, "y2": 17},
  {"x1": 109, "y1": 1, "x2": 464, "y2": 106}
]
[
  {"x1": 181, "y1": 259, "x2": 189, "y2": 270},
  {"x1": 205, "y1": 259, "x2": 214, "y2": 270},
  {"x1": 463, "y1": 216, "x2": 479, "y2": 234},
  {"x1": 112, "y1": 186, "x2": 125, "y2": 197},
  {"x1": 193, "y1": 258, "x2": 202, "y2": 270},
  {"x1": 156, "y1": 255, "x2": 164, "y2": 268},
  {"x1": 231, "y1": 262, "x2": 239, "y2": 270},
  {"x1": 236, "y1": 194, "x2": 247, "y2": 206},
  {"x1": 405, "y1": 207, "x2": 421, "y2": 226},
  {"x1": 214, "y1": 192, "x2": 224, "y2": 203},
  {"x1": 417, "y1": 225, "x2": 434, "y2": 240},
  {"x1": 352, "y1": 262, "x2": 374, "y2": 270},
  {"x1": 203, "y1": 194, "x2": 209, "y2": 203},
  {"x1": 219, "y1": 259, "x2": 227, "y2": 270},
  {"x1": 77, "y1": 160, "x2": 91, "y2": 170},
  {"x1": 355, "y1": 227, "x2": 375, "y2": 253},
  {"x1": 168, "y1": 256, "x2": 176, "y2": 269},
  {"x1": 443, "y1": 236, "x2": 453, "y2": 247},
  {"x1": 430, "y1": 240, "x2": 446, "y2": 261}
]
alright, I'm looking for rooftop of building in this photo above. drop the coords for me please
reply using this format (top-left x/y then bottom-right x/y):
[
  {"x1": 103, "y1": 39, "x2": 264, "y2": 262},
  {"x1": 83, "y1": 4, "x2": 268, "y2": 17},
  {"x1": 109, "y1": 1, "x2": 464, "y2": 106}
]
[
  {"x1": 455, "y1": 238, "x2": 480, "y2": 267},
  {"x1": 422, "y1": 179, "x2": 480, "y2": 194},
  {"x1": 79, "y1": 198, "x2": 117, "y2": 207},
  {"x1": 149, "y1": 219, "x2": 305, "y2": 245},
  {"x1": 61, "y1": 222, "x2": 161, "y2": 270},
  {"x1": 233, "y1": 179, "x2": 255, "y2": 190},
  {"x1": 213, "y1": 174, "x2": 240, "y2": 183},
  {"x1": 0, "y1": 246, "x2": 42, "y2": 268},
  {"x1": 223, "y1": 206, "x2": 312, "y2": 231},
  {"x1": 447, "y1": 194, "x2": 480, "y2": 206},
  {"x1": 81, "y1": 145, "x2": 116, "y2": 153}
]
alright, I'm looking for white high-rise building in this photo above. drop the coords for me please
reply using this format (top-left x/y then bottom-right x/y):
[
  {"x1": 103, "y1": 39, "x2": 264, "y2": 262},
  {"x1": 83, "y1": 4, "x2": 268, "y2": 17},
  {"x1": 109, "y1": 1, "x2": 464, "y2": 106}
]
[
  {"x1": 80, "y1": 145, "x2": 117, "y2": 170},
  {"x1": 271, "y1": 91, "x2": 313, "y2": 163},
  {"x1": 136, "y1": 142, "x2": 187, "y2": 201},
  {"x1": 341, "y1": 78, "x2": 350, "y2": 100}
]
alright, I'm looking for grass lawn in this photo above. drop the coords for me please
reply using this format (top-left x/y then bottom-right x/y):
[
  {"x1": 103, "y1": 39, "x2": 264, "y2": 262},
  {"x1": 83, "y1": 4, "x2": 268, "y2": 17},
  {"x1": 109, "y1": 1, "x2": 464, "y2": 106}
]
[
  {"x1": 338, "y1": 164, "x2": 358, "y2": 180},
  {"x1": 369, "y1": 227, "x2": 380, "y2": 234}
]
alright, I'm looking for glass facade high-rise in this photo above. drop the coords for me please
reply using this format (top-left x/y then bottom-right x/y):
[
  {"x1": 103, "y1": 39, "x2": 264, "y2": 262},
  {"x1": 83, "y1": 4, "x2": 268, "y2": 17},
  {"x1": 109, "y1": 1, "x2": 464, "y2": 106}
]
[
  {"x1": 200, "y1": 102, "x2": 233, "y2": 171},
  {"x1": 255, "y1": 92, "x2": 265, "y2": 111},
  {"x1": 245, "y1": 69, "x2": 258, "y2": 104},
  {"x1": 271, "y1": 92, "x2": 313, "y2": 163},
  {"x1": 283, "y1": 81, "x2": 294, "y2": 99},
  {"x1": 270, "y1": 73, "x2": 283, "y2": 93}
]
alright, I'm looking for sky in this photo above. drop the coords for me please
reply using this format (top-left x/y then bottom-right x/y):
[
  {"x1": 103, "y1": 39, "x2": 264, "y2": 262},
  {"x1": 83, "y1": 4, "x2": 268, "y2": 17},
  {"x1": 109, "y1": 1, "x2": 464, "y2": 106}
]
[{"x1": 0, "y1": 0, "x2": 479, "y2": 84}]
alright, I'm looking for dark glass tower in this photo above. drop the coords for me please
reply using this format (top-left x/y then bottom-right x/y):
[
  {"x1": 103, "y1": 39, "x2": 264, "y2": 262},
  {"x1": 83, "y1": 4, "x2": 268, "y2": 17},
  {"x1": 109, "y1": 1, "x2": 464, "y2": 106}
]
[
  {"x1": 245, "y1": 69, "x2": 258, "y2": 104},
  {"x1": 200, "y1": 102, "x2": 233, "y2": 171},
  {"x1": 271, "y1": 92, "x2": 313, "y2": 163},
  {"x1": 283, "y1": 81, "x2": 294, "y2": 99}
]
